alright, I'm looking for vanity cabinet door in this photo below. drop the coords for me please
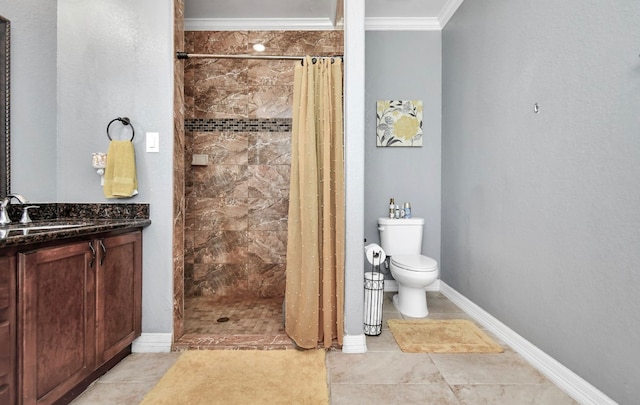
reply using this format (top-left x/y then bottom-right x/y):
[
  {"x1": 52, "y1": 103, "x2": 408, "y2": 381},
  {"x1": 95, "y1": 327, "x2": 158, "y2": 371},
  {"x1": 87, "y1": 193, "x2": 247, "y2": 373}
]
[
  {"x1": 0, "y1": 255, "x2": 15, "y2": 405},
  {"x1": 95, "y1": 231, "x2": 142, "y2": 365},
  {"x1": 18, "y1": 242, "x2": 96, "y2": 405}
]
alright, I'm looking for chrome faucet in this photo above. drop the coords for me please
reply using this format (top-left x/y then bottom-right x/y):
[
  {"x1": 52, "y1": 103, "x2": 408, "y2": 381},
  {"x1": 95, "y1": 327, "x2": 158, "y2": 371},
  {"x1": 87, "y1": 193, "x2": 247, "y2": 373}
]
[{"x1": 0, "y1": 193, "x2": 29, "y2": 226}]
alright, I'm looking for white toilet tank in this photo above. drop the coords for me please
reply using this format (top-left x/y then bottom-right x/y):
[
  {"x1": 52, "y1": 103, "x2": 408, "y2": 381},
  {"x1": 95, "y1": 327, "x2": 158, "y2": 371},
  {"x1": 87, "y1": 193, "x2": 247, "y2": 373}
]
[{"x1": 378, "y1": 217, "x2": 424, "y2": 256}]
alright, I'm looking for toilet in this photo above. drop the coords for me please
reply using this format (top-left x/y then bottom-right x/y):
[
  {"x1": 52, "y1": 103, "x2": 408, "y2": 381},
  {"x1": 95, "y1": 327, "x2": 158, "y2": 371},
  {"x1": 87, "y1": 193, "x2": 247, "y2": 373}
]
[{"x1": 378, "y1": 217, "x2": 439, "y2": 318}]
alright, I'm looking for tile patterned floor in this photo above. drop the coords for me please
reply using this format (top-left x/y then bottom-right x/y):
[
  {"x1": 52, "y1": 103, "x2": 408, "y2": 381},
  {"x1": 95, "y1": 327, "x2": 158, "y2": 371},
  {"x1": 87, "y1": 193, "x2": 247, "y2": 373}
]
[
  {"x1": 174, "y1": 295, "x2": 293, "y2": 350},
  {"x1": 72, "y1": 292, "x2": 580, "y2": 404}
]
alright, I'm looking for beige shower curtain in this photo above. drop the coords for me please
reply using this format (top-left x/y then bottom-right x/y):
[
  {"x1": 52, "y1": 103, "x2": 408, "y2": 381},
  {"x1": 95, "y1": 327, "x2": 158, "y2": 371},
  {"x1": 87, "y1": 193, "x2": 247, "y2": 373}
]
[{"x1": 285, "y1": 56, "x2": 344, "y2": 349}]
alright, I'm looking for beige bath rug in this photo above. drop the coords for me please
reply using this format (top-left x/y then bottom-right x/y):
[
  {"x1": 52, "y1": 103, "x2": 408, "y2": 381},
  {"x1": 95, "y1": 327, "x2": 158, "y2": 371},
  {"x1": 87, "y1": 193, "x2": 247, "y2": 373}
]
[
  {"x1": 387, "y1": 319, "x2": 504, "y2": 353},
  {"x1": 140, "y1": 349, "x2": 328, "y2": 405}
]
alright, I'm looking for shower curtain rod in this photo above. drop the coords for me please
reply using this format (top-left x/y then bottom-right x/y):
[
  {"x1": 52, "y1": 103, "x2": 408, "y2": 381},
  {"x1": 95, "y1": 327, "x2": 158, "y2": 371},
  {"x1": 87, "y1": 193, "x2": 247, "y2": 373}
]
[{"x1": 176, "y1": 51, "x2": 343, "y2": 62}]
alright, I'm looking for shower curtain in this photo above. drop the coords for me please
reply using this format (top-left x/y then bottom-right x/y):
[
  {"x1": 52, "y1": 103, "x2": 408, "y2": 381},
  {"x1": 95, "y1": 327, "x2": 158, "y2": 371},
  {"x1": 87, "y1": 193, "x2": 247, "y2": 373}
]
[{"x1": 285, "y1": 56, "x2": 345, "y2": 349}]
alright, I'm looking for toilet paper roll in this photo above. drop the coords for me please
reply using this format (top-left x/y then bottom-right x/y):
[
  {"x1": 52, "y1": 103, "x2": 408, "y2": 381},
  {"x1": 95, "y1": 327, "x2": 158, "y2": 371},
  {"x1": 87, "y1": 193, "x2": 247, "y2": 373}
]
[{"x1": 364, "y1": 243, "x2": 386, "y2": 266}]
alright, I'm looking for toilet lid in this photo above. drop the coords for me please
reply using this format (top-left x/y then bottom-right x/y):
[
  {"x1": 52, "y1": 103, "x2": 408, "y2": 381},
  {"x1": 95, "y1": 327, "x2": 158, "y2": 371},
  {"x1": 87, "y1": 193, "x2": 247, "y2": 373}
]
[{"x1": 391, "y1": 255, "x2": 438, "y2": 272}]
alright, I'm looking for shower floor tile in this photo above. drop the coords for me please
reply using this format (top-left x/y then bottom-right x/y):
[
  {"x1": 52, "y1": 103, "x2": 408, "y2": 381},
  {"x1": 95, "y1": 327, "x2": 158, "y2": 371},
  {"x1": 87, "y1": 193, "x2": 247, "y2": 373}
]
[{"x1": 175, "y1": 296, "x2": 293, "y2": 350}]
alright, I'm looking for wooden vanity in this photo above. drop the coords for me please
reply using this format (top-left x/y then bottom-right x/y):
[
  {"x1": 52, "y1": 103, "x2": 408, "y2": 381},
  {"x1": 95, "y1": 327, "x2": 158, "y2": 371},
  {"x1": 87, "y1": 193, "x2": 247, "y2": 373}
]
[{"x1": 0, "y1": 203, "x2": 150, "y2": 405}]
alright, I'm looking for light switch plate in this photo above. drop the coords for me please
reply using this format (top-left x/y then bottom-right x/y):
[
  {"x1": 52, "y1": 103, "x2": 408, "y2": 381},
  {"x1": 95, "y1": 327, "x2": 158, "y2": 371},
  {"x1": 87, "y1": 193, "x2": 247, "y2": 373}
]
[{"x1": 146, "y1": 132, "x2": 159, "y2": 153}]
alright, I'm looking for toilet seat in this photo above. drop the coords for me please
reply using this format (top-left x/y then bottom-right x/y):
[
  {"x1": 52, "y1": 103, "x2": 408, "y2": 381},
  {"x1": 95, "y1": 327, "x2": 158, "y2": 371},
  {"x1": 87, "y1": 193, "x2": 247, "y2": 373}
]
[{"x1": 391, "y1": 255, "x2": 438, "y2": 273}]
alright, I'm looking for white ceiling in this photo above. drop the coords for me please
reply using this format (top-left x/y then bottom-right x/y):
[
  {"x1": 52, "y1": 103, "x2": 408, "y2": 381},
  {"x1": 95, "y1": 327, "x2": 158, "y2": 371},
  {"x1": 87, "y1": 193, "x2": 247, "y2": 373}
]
[{"x1": 184, "y1": 0, "x2": 464, "y2": 31}]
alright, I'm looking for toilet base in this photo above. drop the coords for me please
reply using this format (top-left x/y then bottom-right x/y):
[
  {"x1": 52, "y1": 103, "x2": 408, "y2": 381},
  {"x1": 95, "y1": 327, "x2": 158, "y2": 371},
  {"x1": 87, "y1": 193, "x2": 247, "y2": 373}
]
[{"x1": 392, "y1": 286, "x2": 428, "y2": 318}]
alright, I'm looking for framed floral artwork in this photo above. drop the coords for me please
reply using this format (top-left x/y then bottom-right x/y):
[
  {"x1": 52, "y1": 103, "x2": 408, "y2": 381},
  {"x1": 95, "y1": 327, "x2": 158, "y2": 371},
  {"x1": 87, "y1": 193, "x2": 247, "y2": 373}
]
[{"x1": 376, "y1": 100, "x2": 423, "y2": 147}]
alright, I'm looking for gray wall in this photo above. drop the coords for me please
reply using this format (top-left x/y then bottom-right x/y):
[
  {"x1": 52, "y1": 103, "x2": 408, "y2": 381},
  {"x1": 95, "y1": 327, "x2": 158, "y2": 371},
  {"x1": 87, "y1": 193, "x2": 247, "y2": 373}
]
[
  {"x1": 365, "y1": 31, "x2": 442, "y2": 264},
  {"x1": 56, "y1": 1, "x2": 175, "y2": 333},
  {"x1": 442, "y1": 2, "x2": 640, "y2": 403},
  {"x1": 0, "y1": 0, "x2": 57, "y2": 200}
]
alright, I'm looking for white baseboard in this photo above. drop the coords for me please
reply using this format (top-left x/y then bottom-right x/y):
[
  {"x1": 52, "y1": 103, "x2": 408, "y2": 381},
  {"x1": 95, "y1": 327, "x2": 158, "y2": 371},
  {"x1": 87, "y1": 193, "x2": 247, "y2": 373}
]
[
  {"x1": 439, "y1": 282, "x2": 617, "y2": 405},
  {"x1": 131, "y1": 333, "x2": 173, "y2": 353},
  {"x1": 341, "y1": 334, "x2": 367, "y2": 354}
]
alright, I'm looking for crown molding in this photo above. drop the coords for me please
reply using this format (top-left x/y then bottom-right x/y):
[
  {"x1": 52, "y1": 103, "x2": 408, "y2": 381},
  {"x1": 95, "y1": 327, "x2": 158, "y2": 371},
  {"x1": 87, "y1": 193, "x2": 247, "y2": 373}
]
[
  {"x1": 365, "y1": 17, "x2": 442, "y2": 31},
  {"x1": 184, "y1": 0, "x2": 464, "y2": 32},
  {"x1": 439, "y1": 0, "x2": 465, "y2": 28},
  {"x1": 184, "y1": 17, "x2": 342, "y2": 31}
]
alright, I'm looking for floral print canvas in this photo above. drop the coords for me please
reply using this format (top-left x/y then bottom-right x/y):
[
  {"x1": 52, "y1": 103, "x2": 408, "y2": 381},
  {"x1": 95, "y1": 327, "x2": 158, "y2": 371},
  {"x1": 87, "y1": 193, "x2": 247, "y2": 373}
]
[{"x1": 376, "y1": 100, "x2": 423, "y2": 147}]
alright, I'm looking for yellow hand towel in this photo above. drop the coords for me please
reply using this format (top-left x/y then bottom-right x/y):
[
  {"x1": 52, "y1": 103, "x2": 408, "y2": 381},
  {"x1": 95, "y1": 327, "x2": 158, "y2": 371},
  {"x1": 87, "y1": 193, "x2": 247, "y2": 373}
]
[{"x1": 103, "y1": 140, "x2": 138, "y2": 198}]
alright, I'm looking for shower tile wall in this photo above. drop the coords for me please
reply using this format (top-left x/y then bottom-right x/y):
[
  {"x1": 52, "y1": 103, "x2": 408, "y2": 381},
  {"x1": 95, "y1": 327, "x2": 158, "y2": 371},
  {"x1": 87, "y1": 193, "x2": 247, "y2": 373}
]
[{"x1": 184, "y1": 30, "x2": 343, "y2": 300}]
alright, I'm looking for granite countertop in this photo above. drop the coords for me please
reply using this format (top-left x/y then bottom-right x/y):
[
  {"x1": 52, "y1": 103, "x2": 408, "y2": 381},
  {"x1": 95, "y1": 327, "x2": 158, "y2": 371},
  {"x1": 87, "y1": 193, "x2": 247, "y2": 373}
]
[{"x1": 0, "y1": 203, "x2": 151, "y2": 248}]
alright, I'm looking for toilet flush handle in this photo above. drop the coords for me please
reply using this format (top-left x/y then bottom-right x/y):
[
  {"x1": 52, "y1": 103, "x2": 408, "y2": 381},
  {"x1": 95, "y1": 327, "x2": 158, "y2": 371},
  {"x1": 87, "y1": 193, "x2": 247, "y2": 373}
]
[{"x1": 378, "y1": 226, "x2": 384, "y2": 232}]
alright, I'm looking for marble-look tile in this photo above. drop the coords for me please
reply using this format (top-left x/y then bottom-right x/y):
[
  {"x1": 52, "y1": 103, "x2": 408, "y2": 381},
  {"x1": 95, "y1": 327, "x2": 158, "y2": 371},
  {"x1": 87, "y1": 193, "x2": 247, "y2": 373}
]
[
  {"x1": 247, "y1": 262, "x2": 286, "y2": 297},
  {"x1": 429, "y1": 351, "x2": 549, "y2": 385},
  {"x1": 247, "y1": 31, "x2": 344, "y2": 56},
  {"x1": 248, "y1": 230, "x2": 287, "y2": 263},
  {"x1": 365, "y1": 329, "x2": 402, "y2": 353},
  {"x1": 183, "y1": 262, "x2": 196, "y2": 295},
  {"x1": 451, "y1": 384, "x2": 579, "y2": 405},
  {"x1": 247, "y1": 59, "x2": 295, "y2": 86},
  {"x1": 71, "y1": 353, "x2": 180, "y2": 405},
  {"x1": 248, "y1": 165, "x2": 290, "y2": 198},
  {"x1": 71, "y1": 381, "x2": 158, "y2": 405},
  {"x1": 193, "y1": 59, "x2": 248, "y2": 88},
  {"x1": 172, "y1": 256, "x2": 185, "y2": 339},
  {"x1": 77, "y1": 293, "x2": 580, "y2": 405},
  {"x1": 175, "y1": 334, "x2": 294, "y2": 350},
  {"x1": 192, "y1": 131, "x2": 248, "y2": 164},
  {"x1": 248, "y1": 132, "x2": 291, "y2": 165},
  {"x1": 192, "y1": 164, "x2": 249, "y2": 198},
  {"x1": 426, "y1": 291, "x2": 466, "y2": 313},
  {"x1": 184, "y1": 231, "x2": 195, "y2": 262},
  {"x1": 330, "y1": 383, "x2": 460, "y2": 405},
  {"x1": 381, "y1": 311, "x2": 402, "y2": 325},
  {"x1": 248, "y1": 85, "x2": 293, "y2": 118},
  {"x1": 193, "y1": 230, "x2": 248, "y2": 264},
  {"x1": 327, "y1": 351, "x2": 444, "y2": 385},
  {"x1": 191, "y1": 263, "x2": 248, "y2": 296},
  {"x1": 98, "y1": 353, "x2": 180, "y2": 382},
  {"x1": 382, "y1": 292, "x2": 399, "y2": 313},
  {"x1": 173, "y1": 0, "x2": 186, "y2": 349},
  {"x1": 247, "y1": 198, "x2": 288, "y2": 231},
  {"x1": 184, "y1": 296, "x2": 286, "y2": 336},
  {"x1": 193, "y1": 86, "x2": 249, "y2": 119},
  {"x1": 185, "y1": 197, "x2": 248, "y2": 231},
  {"x1": 186, "y1": 31, "x2": 249, "y2": 54},
  {"x1": 180, "y1": 28, "x2": 344, "y2": 315}
]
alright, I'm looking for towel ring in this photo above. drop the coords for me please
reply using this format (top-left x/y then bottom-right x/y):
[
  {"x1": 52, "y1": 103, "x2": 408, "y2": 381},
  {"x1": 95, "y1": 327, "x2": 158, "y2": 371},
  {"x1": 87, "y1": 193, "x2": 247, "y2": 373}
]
[{"x1": 106, "y1": 117, "x2": 135, "y2": 141}]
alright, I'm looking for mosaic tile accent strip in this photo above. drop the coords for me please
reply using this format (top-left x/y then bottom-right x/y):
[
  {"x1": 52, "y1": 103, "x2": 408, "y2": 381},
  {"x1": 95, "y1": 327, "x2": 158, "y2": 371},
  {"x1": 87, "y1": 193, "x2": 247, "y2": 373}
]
[{"x1": 185, "y1": 118, "x2": 292, "y2": 133}]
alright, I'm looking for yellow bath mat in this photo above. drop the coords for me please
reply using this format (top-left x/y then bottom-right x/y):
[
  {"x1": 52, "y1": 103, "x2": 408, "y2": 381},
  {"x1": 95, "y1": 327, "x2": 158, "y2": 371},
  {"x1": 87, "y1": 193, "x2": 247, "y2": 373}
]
[
  {"x1": 388, "y1": 319, "x2": 504, "y2": 353},
  {"x1": 140, "y1": 349, "x2": 328, "y2": 405}
]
